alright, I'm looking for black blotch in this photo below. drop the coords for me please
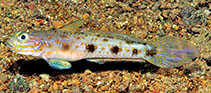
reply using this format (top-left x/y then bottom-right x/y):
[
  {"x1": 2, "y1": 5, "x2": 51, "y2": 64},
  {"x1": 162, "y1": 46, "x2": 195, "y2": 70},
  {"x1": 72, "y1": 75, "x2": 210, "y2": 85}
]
[
  {"x1": 125, "y1": 40, "x2": 135, "y2": 45},
  {"x1": 132, "y1": 49, "x2": 138, "y2": 55},
  {"x1": 102, "y1": 38, "x2": 108, "y2": 42},
  {"x1": 86, "y1": 44, "x2": 97, "y2": 53},
  {"x1": 62, "y1": 43, "x2": 70, "y2": 51},
  {"x1": 110, "y1": 46, "x2": 121, "y2": 54},
  {"x1": 146, "y1": 49, "x2": 156, "y2": 56},
  {"x1": 96, "y1": 34, "x2": 100, "y2": 37}
]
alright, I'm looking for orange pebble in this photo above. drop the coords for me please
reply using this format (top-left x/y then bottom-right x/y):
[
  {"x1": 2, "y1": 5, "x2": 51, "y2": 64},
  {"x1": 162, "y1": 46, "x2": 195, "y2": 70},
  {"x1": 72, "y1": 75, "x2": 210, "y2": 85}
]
[
  {"x1": 165, "y1": 25, "x2": 171, "y2": 28},
  {"x1": 5, "y1": 26, "x2": 11, "y2": 30},
  {"x1": 53, "y1": 21, "x2": 64, "y2": 29},
  {"x1": 82, "y1": 14, "x2": 89, "y2": 18}
]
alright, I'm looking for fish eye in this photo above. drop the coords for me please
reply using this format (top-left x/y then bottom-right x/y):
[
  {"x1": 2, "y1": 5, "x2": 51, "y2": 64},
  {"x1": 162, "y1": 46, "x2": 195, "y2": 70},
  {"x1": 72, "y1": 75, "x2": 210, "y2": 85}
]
[
  {"x1": 18, "y1": 33, "x2": 28, "y2": 41},
  {"x1": 21, "y1": 35, "x2": 26, "y2": 39}
]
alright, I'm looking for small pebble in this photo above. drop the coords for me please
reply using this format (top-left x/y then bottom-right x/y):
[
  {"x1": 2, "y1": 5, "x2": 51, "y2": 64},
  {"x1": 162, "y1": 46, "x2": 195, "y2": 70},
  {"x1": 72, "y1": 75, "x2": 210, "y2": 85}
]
[
  {"x1": 0, "y1": 74, "x2": 8, "y2": 83},
  {"x1": 26, "y1": 3, "x2": 36, "y2": 11},
  {"x1": 96, "y1": 81, "x2": 102, "y2": 86},
  {"x1": 53, "y1": 21, "x2": 64, "y2": 29},
  {"x1": 39, "y1": 74, "x2": 50, "y2": 82}
]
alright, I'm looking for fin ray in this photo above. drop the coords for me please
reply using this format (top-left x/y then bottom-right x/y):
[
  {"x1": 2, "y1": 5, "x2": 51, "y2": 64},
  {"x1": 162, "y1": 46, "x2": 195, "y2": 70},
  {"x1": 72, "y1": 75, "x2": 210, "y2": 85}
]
[
  {"x1": 147, "y1": 36, "x2": 199, "y2": 68},
  {"x1": 87, "y1": 58, "x2": 146, "y2": 64},
  {"x1": 58, "y1": 18, "x2": 87, "y2": 31}
]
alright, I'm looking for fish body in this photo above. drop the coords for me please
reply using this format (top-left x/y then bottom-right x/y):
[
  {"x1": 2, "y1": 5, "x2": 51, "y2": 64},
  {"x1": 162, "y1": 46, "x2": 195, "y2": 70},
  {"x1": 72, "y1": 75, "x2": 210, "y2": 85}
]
[
  {"x1": 6, "y1": 20, "x2": 199, "y2": 70},
  {"x1": 6, "y1": 29, "x2": 199, "y2": 70}
]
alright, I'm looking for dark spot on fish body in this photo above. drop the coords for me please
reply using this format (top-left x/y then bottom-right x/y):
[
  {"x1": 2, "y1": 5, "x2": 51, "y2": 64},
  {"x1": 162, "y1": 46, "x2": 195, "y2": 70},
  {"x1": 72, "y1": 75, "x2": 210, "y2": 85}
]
[
  {"x1": 132, "y1": 48, "x2": 138, "y2": 55},
  {"x1": 102, "y1": 39, "x2": 108, "y2": 42},
  {"x1": 96, "y1": 34, "x2": 100, "y2": 37},
  {"x1": 110, "y1": 46, "x2": 122, "y2": 54},
  {"x1": 146, "y1": 49, "x2": 156, "y2": 56},
  {"x1": 86, "y1": 44, "x2": 97, "y2": 53},
  {"x1": 62, "y1": 43, "x2": 70, "y2": 51},
  {"x1": 125, "y1": 40, "x2": 135, "y2": 45}
]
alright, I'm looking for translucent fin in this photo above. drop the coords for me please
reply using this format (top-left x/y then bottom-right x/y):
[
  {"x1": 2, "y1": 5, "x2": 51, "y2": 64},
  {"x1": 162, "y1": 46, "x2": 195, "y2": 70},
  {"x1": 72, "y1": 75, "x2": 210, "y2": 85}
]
[
  {"x1": 147, "y1": 36, "x2": 199, "y2": 69},
  {"x1": 87, "y1": 58, "x2": 146, "y2": 64},
  {"x1": 87, "y1": 59, "x2": 106, "y2": 64},
  {"x1": 44, "y1": 58, "x2": 72, "y2": 70},
  {"x1": 58, "y1": 18, "x2": 87, "y2": 31}
]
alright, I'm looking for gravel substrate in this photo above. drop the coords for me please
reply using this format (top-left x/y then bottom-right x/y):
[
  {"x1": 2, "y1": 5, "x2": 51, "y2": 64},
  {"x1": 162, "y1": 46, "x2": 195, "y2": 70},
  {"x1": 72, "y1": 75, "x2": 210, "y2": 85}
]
[{"x1": 0, "y1": 0, "x2": 210, "y2": 92}]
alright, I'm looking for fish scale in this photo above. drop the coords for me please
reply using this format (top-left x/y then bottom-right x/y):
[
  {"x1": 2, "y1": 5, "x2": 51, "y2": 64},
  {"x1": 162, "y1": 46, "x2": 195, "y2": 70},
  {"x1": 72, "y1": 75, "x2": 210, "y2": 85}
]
[{"x1": 6, "y1": 20, "x2": 199, "y2": 70}]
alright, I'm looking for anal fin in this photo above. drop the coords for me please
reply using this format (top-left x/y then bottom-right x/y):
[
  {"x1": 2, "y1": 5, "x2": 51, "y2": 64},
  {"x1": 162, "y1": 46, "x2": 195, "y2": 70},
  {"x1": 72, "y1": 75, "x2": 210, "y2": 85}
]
[{"x1": 87, "y1": 58, "x2": 146, "y2": 64}]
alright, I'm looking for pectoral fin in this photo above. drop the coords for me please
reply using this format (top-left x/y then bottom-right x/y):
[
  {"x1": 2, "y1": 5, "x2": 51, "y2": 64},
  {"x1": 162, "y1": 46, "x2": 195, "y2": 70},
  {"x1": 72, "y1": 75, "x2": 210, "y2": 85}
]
[{"x1": 44, "y1": 58, "x2": 72, "y2": 70}]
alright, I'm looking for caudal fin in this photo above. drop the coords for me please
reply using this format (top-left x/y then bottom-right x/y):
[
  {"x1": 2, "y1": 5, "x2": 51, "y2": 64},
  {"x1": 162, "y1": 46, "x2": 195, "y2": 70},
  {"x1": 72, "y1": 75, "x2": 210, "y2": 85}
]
[{"x1": 147, "y1": 36, "x2": 199, "y2": 69}]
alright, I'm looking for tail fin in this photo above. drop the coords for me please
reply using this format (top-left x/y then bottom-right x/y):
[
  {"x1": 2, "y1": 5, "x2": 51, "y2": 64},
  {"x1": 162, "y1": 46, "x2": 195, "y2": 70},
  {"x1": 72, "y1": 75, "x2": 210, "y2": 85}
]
[{"x1": 147, "y1": 36, "x2": 199, "y2": 69}]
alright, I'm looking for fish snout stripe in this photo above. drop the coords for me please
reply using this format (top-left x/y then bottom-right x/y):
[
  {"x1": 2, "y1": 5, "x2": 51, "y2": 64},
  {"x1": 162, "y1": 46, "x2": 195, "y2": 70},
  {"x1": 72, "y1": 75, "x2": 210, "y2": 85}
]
[{"x1": 16, "y1": 43, "x2": 41, "y2": 48}]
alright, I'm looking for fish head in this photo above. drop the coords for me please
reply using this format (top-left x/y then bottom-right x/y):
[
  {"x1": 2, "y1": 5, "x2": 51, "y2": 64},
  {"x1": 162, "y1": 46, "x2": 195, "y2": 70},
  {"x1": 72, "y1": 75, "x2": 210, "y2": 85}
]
[{"x1": 6, "y1": 31, "x2": 43, "y2": 56}]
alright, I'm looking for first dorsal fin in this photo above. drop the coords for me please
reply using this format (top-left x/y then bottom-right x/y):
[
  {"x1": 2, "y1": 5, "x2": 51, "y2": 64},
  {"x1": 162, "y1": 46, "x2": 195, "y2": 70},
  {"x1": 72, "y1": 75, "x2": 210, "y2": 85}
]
[
  {"x1": 78, "y1": 30, "x2": 147, "y2": 44},
  {"x1": 58, "y1": 18, "x2": 87, "y2": 31}
]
